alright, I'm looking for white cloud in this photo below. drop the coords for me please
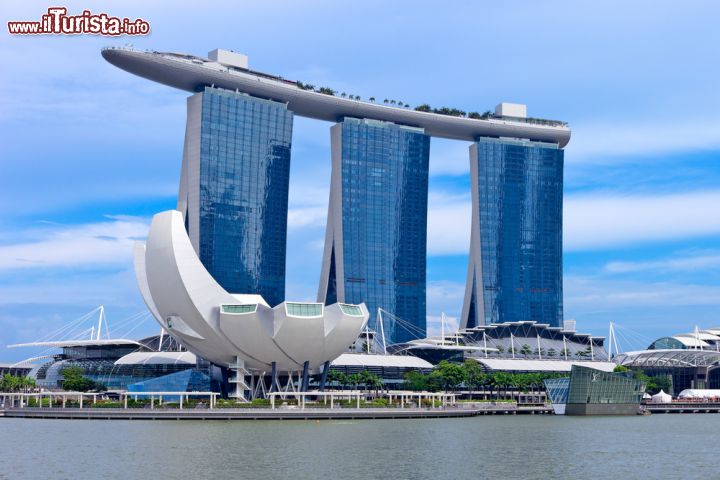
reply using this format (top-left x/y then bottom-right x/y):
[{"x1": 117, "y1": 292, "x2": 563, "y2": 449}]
[
  {"x1": 287, "y1": 206, "x2": 327, "y2": 229},
  {"x1": 605, "y1": 252, "x2": 720, "y2": 274},
  {"x1": 429, "y1": 139, "x2": 470, "y2": 176},
  {"x1": 426, "y1": 280, "x2": 466, "y2": 320},
  {"x1": 0, "y1": 216, "x2": 149, "y2": 270},
  {"x1": 427, "y1": 192, "x2": 471, "y2": 255},
  {"x1": 567, "y1": 119, "x2": 720, "y2": 163},
  {"x1": 564, "y1": 276, "x2": 720, "y2": 310},
  {"x1": 426, "y1": 314, "x2": 459, "y2": 337},
  {"x1": 564, "y1": 190, "x2": 720, "y2": 251},
  {"x1": 288, "y1": 188, "x2": 720, "y2": 255}
]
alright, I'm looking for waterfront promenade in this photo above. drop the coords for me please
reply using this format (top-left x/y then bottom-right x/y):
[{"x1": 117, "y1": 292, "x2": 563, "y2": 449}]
[{"x1": 0, "y1": 403, "x2": 552, "y2": 420}]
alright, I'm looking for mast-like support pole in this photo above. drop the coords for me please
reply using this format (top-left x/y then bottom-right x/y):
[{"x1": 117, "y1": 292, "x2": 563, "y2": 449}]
[
  {"x1": 483, "y1": 332, "x2": 488, "y2": 358},
  {"x1": 563, "y1": 335, "x2": 568, "y2": 361},
  {"x1": 96, "y1": 305, "x2": 105, "y2": 341},
  {"x1": 441, "y1": 312, "x2": 445, "y2": 343},
  {"x1": 378, "y1": 309, "x2": 387, "y2": 355},
  {"x1": 365, "y1": 321, "x2": 371, "y2": 354},
  {"x1": 536, "y1": 334, "x2": 542, "y2": 360}
]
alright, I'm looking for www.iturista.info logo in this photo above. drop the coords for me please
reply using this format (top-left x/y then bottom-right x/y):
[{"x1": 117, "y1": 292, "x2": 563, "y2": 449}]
[{"x1": 8, "y1": 7, "x2": 150, "y2": 36}]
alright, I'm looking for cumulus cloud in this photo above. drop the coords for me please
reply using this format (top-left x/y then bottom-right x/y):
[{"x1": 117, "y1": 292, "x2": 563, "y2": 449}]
[{"x1": 0, "y1": 216, "x2": 149, "y2": 270}]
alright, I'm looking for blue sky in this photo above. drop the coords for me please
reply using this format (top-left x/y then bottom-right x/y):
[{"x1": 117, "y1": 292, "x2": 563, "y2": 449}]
[{"x1": 1, "y1": 0, "x2": 719, "y2": 361}]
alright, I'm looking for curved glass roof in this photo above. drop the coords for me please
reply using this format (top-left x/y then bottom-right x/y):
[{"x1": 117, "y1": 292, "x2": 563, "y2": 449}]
[{"x1": 617, "y1": 349, "x2": 720, "y2": 368}]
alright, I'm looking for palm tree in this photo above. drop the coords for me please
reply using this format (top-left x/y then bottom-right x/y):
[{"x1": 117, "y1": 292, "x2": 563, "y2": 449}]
[
  {"x1": 383, "y1": 99, "x2": 389, "y2": 104},
  {"x1": 369, "y1": 97, "x2": 375, "y2": 102}
]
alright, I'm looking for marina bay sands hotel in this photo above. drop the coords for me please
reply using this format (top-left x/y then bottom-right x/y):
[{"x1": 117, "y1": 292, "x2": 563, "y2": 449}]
[{"x1": 103, "y1": 47, "x2": 570, "y2": 345}]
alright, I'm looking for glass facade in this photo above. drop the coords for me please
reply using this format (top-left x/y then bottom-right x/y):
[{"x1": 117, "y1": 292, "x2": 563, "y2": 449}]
[
  {"x1": 339, "y1": 304, "x2": 363, "y2": 316},
  {"x1": 323, "y1": 118, "x2": 430, "y2": 344},
  {"x1": 467, "y1": 137, "x2": 563, "y2": 327},
  {"x1": 648, "y1": 337, "x2": 687, "y2": 350},
  {"x1": 128, "y1": 369, "x2": 211, "y2": 401},
  {"x1": 285, "y1": 303, "x2": 323, "y2": 317},
  {"x1": 567, "y1": 365, "x2": 645, "y2": 405},
  {"x1": 544, "y1": 377, "x2": 570, "y2": 404},
  {"x1": 195, "y1": 87, "x2": 293, "y2": 306},
  {"x1": 221, "y1": 304, "x2": 258, "y2": 314}
]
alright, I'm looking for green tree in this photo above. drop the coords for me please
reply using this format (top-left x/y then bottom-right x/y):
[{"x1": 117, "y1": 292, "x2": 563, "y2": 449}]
[
  {"x1": 520, "y1": 344, "x2": 532, "y2": 357},
  {"x1": 425, "y1": 370, "x2": 444, "y2": 392},
  {"x1": 613, "y1": 365, "x2": 630, "y2": 373},
  {"x1": 1, "y1": 374, "x2": 35, "y2": 392},
  {"x1": 61, "y1": 366, "x2": 105, "y2": 392},
  {"x1": 414, "y1": 104, "x2": 432, "y2": 112},
  {"x1": 359, "y1": 370, "x2": 382, "y2": 393},
  {"x1": 546, "y1": 348, "x2": 557, "y2": 357},
  {"x1": 403, "y1": 370, "x2": 427, "y2": 391},
  {"x1": 434, "y1": 360, "x2": 467, "y2": 392},
  {"x1": 326, "y1": 370, "x2": 348, "y2": 389},
  {"x1": 463, "y1": 360, "x2": 486, "y2": 398},
  {"x1": 348, "y1": 373, "x2": 359, "y2": 389},
  {"x1": 369, "y1": 97, "x2": 375, "y2": 102}
]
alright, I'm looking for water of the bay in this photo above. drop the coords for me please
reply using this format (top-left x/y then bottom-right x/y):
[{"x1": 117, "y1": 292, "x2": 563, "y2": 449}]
[{"x1": 0, "y1": 414, "x2": 715, "y2": 479}]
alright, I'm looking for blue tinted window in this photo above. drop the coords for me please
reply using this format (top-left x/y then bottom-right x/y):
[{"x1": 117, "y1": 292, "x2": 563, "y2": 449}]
[
  {"x1": 470, "y1": 137, "x2": 563, "y2": 327},
  {"x1": 197, "y1": 87, "x2": 292, "y2": 306},
  {"x1": 328, "y1": 118, "x2": 430, "y2": 344}
]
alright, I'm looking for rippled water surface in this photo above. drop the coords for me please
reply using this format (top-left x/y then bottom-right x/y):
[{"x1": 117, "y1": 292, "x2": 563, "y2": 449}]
[{"x1": 0, "y1": 414, "x2": 717, "y2": 479}]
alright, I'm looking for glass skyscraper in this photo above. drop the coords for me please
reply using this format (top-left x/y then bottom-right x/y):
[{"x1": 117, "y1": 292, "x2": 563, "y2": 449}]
[
  {"x1": 318, "y1": 118, "x2": 430, "y2": 344},
  {"x1": 461, "y1": 137, "x2": 564, "y2": 328},
  {"x1": 178, "y1": 86, "x2": 293, "y2": 306}
]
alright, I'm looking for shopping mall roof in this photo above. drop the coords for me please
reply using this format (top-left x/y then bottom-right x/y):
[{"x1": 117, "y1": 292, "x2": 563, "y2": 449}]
[
  {"x1": 8, "y1": 339, "x2": 146, "y2": 349},
  {"x1": 616, "y1": 349, "x2": 720, "y2": 368},
  {"x1": 473, "y1": 358, "x2": 616, "y2": 373},
  {"x1": 331, "y1": 353, "x2": 433, "y2": 369},
  {"x1": 114, "y1": 351, "x2": 197, "y2": 366}
]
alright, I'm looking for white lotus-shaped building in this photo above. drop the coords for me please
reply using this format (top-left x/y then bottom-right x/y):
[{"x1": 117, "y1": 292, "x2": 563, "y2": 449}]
[{"x1": 134, "y1": 210, "x2": 369, "y2": 375}]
